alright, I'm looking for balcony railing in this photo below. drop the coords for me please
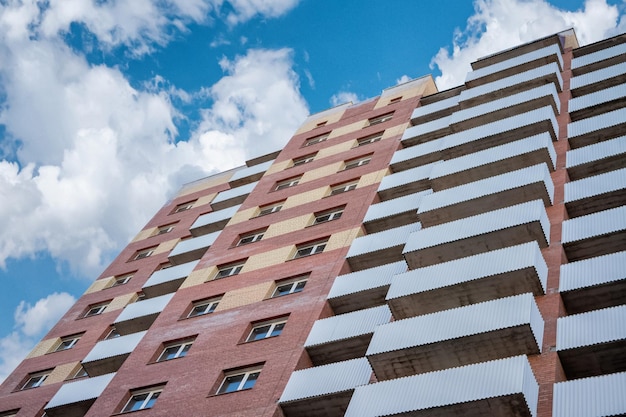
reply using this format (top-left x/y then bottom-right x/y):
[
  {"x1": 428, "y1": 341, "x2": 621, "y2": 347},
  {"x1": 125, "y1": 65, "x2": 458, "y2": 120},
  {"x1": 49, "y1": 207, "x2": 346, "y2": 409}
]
[
  {"x1": 168, "y1": 231, "x2": 220, "y2": 265},
  {"x1": 377, "y1": 162, "x2": 438, "y2": 201},
  {"x1": 391, "y1": 139, "x2": 442, "y2": 172},
  {"x1": 113, "y1": 293, "x2": 174, "y2": 335},
  {"x1": 562, "y1": 205, "x2": 626, "y2": 261},
  {"x1": 190, "y1": 204, "x2": 240, "y2": 236},
  {"x1": 401, "y1": 115, "x2": 451, "y2": 146},
  {"x1": 142, "y1": 260, "x2": 199, "y2": 298},
  {"x1": 410, "y1": 94, "x2": 459, "y2": 124},
  {"x1": 228, "y1": 159, "x2": 273, "y2": 187},
  {"x1": 566, "y1": 135, "x2": 626, "y2": 180},
  {"x1": 82, "y1": 332, "x2": 147, "y2": 377},
  {"x1": 210, "y1": 181, "x2": 257, "y2": 211},
  {"x1": 363, "y1": 190, "x2": 432, "y2": 233},
  {"x1": 564, "y1": 167, "x2": 626, "y2": 218},
  {"x1": 553, "y1": 371, "x2": 626, "y2": 417},
  {"x1": 568, "y1": 106, "x2": 626, "y2": 149},
  {"x1": 45, "y1": 372, "x2": 116, "y2": 417},
  {"x1": 572, "y1": 41, "x2": 626, "y2": 70},
  {"x1": 569, "y1": 83, "x2": 626, "y2": 120},
  {"x1": 571, "y1": 62, "x2": 626, "y2": 95}
]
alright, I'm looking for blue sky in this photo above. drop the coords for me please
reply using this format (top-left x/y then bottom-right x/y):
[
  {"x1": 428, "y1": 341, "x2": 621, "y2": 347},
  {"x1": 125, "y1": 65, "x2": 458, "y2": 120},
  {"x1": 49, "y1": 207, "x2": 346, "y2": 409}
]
[{"x1": 0, "y1": 0, "x2": 624, "y2": 382}]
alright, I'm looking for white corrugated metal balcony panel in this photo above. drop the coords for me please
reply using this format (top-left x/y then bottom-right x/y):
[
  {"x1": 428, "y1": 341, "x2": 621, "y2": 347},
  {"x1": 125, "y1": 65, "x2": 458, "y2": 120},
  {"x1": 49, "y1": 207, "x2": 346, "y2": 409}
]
[
  {"x1": 143, "y1": 260, "x2": 199, "y2": 290},
  {"x1": 211, "y1": 181, "x2": 258, "y2": 204},
  {"x1": 557, "y1": 304, "x2": 626, "y2": 351},
  {"x1": 562, "y1": 205, "x2": 626, "y2": 245},
  {"x1": 572, "y1": 41, "x2": 626, "y2": 69},
  {"x1": 45, "y1": 372, "x2": 116, "y2": 410},
  {"x1": 388, "y1": 242, "x2": 548, "y2": 305},
  {"x1": 401, "y1": 115, "x2": 451, "y2": 141},
  {"x1": 566, "y1": 134, "x2": 626, "y2": 170},
  {"x1": 328, "y1": 260, "x2": 407, "y2": 300},
  {"x1": 571, "y1": 61, "x2": 626, "y2": 90},
  {"x1": 565, "y1": 167, "x2": 626, "y2": 203},
  {"x1": 553, "y1": 371, "x2": 626, "y2": 417},
  {"x1": 441, "y1": 105, "x2": 558, "y2": 152},
  {"x1": 459, "y1": 62, "x2": 563, "y2": 104},
  {"x1": 568, "y1": 106, "x2": 626, "y2": 139},
  {"x1": 560, "y1": 250, "x2": 626, "y2": 292},
  {"x1": 168, "y1": 231, "x2": 220, "y2": 258},
  {"x1": 190, "y1": 204, "x2": 241, "y2": 231},
  {"x1": 347, "y1": 222, "x2": 421, "y2": 258},
  {"x1": 465, "y1": 43, "x2": 563, "y2": 83},
  {"x1": 114, "y1": 293, "x2": 175, "y2": 323},
  {"x1": 228, "y1": 159, "x2": 273, "y2": 183},
  {"x1": 393, "y1": 137, "x2": 443, "y2": 163},
  {"x1": 377, "y1": 162, "x2": 439, "y2": 192},
  {"x1": 304, "y1": 305, "x2": 392, "y2": 347},
  {"x1": 410, "y1": 95, "x2": 460, "y2": 122},
  {"x1": 278, "y1": 357, "x2": 372, "y2": 404},
  {"x1": 364, "y1": 190, "x2": 432, "y2": 224},
  {"x1": 404, "y1": 199, "x2": 550, "y2": 254},
  {"x1": 569, "y1": 83, "x2": 626, "y2": 113},
  {"x1": 83, "y1": 331, "x2": 147, "y2": 363},
  {"x1": 344, "y1": 355, "x2": 538, "y2": 417}
]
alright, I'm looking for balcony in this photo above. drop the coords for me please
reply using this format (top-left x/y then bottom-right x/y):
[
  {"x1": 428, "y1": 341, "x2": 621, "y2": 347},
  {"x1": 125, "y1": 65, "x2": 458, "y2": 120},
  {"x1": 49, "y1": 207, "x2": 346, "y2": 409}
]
[
  {"x1": 564, "y1": 168, "x2": 626, "y2": 218},
  {"x1": 142, "y1": 260, "x2": 199, "y2": 298},
  {"x1": 189, "y1": 204, "x2": 240, "y2": 236},
  {"x1": 279, "y1": 358, "x2": 372, "y2": 417},
  {"x1": 367, "y1": 293, "x2": 543, "y2": 380},
  {"x1": 401, "y1": 115, "x2": 451, "y2": 146},
  {"x1": 327, "y1": 260, "x2": 407, "y2": 314},
  {"x1": 403, "y1": 199, "x2": 549, "y2": 269},
  {"x1": 209, "y1": 181, "x2": 257, "y2": 211},
  {"x1": 168, "y1": 231, "x2": 219, "y2": 265},
  {"x1": 410, "y1": 94, "x2": 459, "y2": 125},
  {"x1": 571, "y1": 62, "x2": 626, "y2": 97},
  {"x1": 228, "y1": 159, "x2": 273, "y2": 188},
  {"x1": 557, "y1": 304, "x2": 626, "y2": 379},
  {"x1": 566, "y1": 135, "x2": 626, "y2": 180},
  {"x1": 44, "y1": 373, "x2": 116, "y2": 417},
  {"x1": 345, "y1": 356, "x2": 538, "y2": 417},
  {"x1": 553, "y1": 372, "x2": 626, "y2": 417},
  {"x1": 388, "y1": 242, "x2": 547, "y2": 319},
  {"x1": 569, "y1": 83, "x2": 626, "y2": 121},
  {"x1": 82, "y1": 332, "x2": 146, "y2": 377},
  {"x1": 377, "y1": 162, "x2": 437, "y2": 201},
  {"x1": 430, "y1": 132, "x2": 556, "y2": 191},
  {"x1": 391, "y1": 139, "x2": 442, "y2": 172},
  {"x1": 572, "y1": 40, "x2": 626, "y2": 72},
  {"x1": 347, "y1": 222, "x2": 421, "y2": 271},
  {"x1": 363, "y1": 190, "x2": 432, "y2": 233},
  {"x1": 113, "y1": 293, "x2": 174, "y2": 335},
  {"x1": 562, "y1": 205, "x2": 626, "y2": 261},
  {"x1": 568, "y1": 107, "x2": 626, "y2": 149},
  {"x1": 304, "y1": 305, "x2": 391, "y2": 365},
  {"x1": 560, "y1": 251, "x2": 626, "y2": 314},
  {"x1": 418, "y1": 163, "x2": 553, "y2": 228}
]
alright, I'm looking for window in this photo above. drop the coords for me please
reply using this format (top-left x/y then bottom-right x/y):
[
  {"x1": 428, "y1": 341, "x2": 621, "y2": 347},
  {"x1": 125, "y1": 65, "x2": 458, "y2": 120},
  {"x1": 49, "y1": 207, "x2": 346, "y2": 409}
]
[
  {"x1": 293, "y1": 240, "x2": 327, "y2": 259},
  {"x1": 156, "y1": 224, "x2": 175, "y2": 235},
  {"x1": 315, "y1": 121, "x2": 327, "y2": 127},
  {"x1": 188, "y1": 297, "x2": 221, "y2": 318},
  {"x1": 172, "y1": 201, "x2": 195, "y2": 213},
  {"x1": 217, "y1": 367, "x2": 262, "y2": 394},
  {"x1": 84, "y1": 302, "x2": 109, "y2": 318},
  {"x1": 237, "y1": 229, "x2": 265, "y2": 246},
  {"x1": 357, "y1": 132, "x2": 383, "y2": 147},
  {"x1": 330, "y1": 181, "x2": 358, "y2": 196},
  {"x1": 258, "y1": 201, "x2": 284, "y2": 216},
  {"x1": 72, "y1": 366, "x2": 88, "y2": 379},
  {"x1": 132, "y1": 247, "x2": 156, "y2": 261},
  {"x1": 21, "y1": 370, "x2": 51, "y2": 390},
  {"x1": 367, "y1": 112, "x2": 394, "y2": 126},
  {"x1": 313, "y1": 207, "x2": 344, "y2": 225},
  {"x1": 246, "y1": 319, "x2": 287, "y2": 342},
  {"x1": 272, "y1": 278, "x2": 307, "y2": 297},
  {"x1": 389, "y1": 96, "x2": 402, "y2": 104},
  {"x1": 112, "y1": 273, "x2": 133, "y2": 287},
  {"x1": 158, "y1": 262, "x2": 172, "y2": 270},
  {"x1": 292, "y1": 153, "x2": 316, "y2": 167},
  {"x1": 122, "y1": 387, "x2": 163, "y2": 413},
  {"x1": 275, "y1": 176, "x2": 301, "y2": 191},
  {"x1": 343, "y1": 155, "x2": 372, "y2": 170},
  {"x1": 0, "y1": 409, "x2": 19, "y2": 417},
  {"x1": 214, "y1": 261, "x2": 245, "y2": 279},
  {"x1": 105, "y1": 327, "x2": 121, "y2": 340},
  {"x1": 54, "y1": 334, "x2": 82, "y2": 352},
  {"x1": 157, "y1": 339, "x2": 194, "y2": 362},
  {"x1": 304, "y1": 132, "x2": 329, "y2": 147}
]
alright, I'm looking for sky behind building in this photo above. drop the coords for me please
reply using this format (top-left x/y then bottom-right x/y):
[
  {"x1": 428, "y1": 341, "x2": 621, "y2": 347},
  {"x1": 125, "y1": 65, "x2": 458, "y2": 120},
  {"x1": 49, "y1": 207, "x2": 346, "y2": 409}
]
[{"x1": 0, "y1": 0, "x2": 624, "y2": 383}]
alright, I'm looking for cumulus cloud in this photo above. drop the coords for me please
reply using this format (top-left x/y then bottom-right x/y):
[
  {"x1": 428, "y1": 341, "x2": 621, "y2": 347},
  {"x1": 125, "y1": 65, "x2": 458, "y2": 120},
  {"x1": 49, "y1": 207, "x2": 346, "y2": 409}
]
[
  {"x1": 330, "y1": 91, "x2": 359, "y2": 107},
  {"x1": 431, "y1": 0, "x2": 624, "y2": 89}
]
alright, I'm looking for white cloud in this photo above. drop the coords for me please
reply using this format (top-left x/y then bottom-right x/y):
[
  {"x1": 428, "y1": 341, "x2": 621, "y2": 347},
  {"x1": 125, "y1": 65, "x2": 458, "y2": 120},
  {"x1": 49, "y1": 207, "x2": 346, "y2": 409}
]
[
  {"x1": 330, "y1": 91, "x2": 359, "y2": 107},
  {"x1": 396, "y1": 75, "x2": 411, "y2": 85},
  {"x1": 431, "y1": 0, "x2": 624, "y2": 89},
  {"x1": 225, "y1": 0, "x2": 300, "y2": 25}
]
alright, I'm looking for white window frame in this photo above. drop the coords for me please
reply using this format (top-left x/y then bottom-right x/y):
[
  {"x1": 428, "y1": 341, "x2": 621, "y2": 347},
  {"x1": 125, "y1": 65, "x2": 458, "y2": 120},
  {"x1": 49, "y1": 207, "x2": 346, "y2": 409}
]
[
  {"x1": 246, "y1": 319, "x2": 287, "y2": 342},
  {"x1": 275, "y1": 177, "x2": 301, "y2": 191},
  {"x1": 388, "y1": 96, "x2": 402, "y2": 104},
  {"x1": 357, "y1": 132, "x2": 383, "y2": 146},
  {"x1": 105, "y1": 327, "x2": 121, "y2": 340},
  {"x1": 304, "y1": 132, "x2": 329, "y2": 147},
  {"x1": 84, "y1": 302, "x2": 108, "y2": 318},
  {"x1": 173, "y1": 201, "x2": 195, "y2": 213},
  {"x1": 258, "y1": 201, "x2": 284, "y2": 216},
  {"x1": 330, "y1": 181, "x2": 358, "y2": 196},
  {"x1": 21, "y1": 371, "x2": 50, "y2": 390},
  {"x1": 122, "y1": 387, "x2": 163, "y2": 413},
  {"x1": 157, "y1": 224, "x2": 175, "y2": 235},
  {"x1": 293, "y1": 240, "x2": 327, "y2": 259},
  {"x1": 188, "y1": 298, "x2": 221, "y2": 317},
  {"x1": 343, "y1": 156, "x2": 371, "y2": 170},
  {"x1": 112, "y1": 274, "x2": 133, "y2": 287},
  {"x1": 133, "y1": 247, "x2": 155, "y2": 261},
  {"x1": 214, "y1": 262, "x2": 245, "y2": 279},
  {"x1": 157, "y1": 340, "x2": 193, "y2": 362},
  {"x1": 217, "y1": 368, "x2": 262, "y2": 394},
  {"x1": 237, "y1": 230, "x2": 265, "y2": 246},
  {"x1": 272, "y1": 278, "x2": 307, "y2": 298},
  {"x1": 367, "y1": 112, "x2": 394, "y2": 126},
  {"x1": 72, "y1": 366, "x2": 88, "y2": 379},
  {"x1": 292, "y1": 153, "x2": 316, "y2": 167},
  {"x1": 54, "y1": 334, "x2": 81, "y2": 352},
  {"x1": 313, "y1": 207, "x2": 344, "y2": 225}
]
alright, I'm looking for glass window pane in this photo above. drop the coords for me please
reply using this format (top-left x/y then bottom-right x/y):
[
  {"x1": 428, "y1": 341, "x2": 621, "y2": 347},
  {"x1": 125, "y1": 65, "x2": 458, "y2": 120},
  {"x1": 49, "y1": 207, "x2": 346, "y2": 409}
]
[{"x1": 242, "y1": 372, "x2": 259, "y2": 390}]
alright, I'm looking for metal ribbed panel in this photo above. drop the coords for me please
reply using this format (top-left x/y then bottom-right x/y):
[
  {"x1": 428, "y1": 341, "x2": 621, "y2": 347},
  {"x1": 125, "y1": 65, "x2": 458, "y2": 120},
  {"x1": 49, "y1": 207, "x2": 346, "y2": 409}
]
[
  {"x1": 557, "y1": 304, "x2": 626, "y2": 350},
  {"x1": 278, "y1": 357, "x2": 372, "y2": 403},
  {"x1": 402, "y1": 115, "x2": 451, "y2": 140},
  {"x1": 459, "y1": 62, "x2": 563, "y2": 103},
  {"x1": 304, "y1": 305, "x2": 392, "y2": 347},
  {"x1": 114, "y1": 293, "x2": 174, "y2": 323},
  {"x1": 420, "y1": 163, "x2": 554, "y2": 214},
  {"x1": 441, "y1": 106, "x2": 558, "y2": 152},
  {"x1": 367, "y1": 293, "x2": 543, "y2": 355},
  {"x1": 344, "y1": 355, "x2": 538, "y2": 417},
  {"x1": 404, "y1": 199, "x2": 550, "y2": 252},
  {"x1": 347, "y1": 222, "x2": 421, "y2": 258},
  {"x1": 570, "y1": 83, "x2": 626, "y2": 112},
  {"x1": 190, "y1": 204, "x2": 241, "y2": 230},
  {"x1": 364, "y1": 190, "x2": 432, "y2": 223},
  {"x1": 388, "y1": 242, "x2": 547, "y2": 300},
  {"x1": 143, "y1": 260, "x2": 200, "y2": 289},
  {"x1": 571, "y1": 62, "x2": 626, "y2": 90},
  {"x1": 572, "y1": 41, "x2": 626, "y2": 69},
  {"x1": 553, "y1": 371, "x2": 626, "y2": 417},
  {"x1": 378, "y1": 162, "x2": 439, "y2": 192},
  {"x1": 562, "y1": 205, "x2": 626, "y2": 244},
  {"x1": 328, "y1": 260, "x2": 407, "y2": 299},
  {"x1": 46, "y1": 373, "x2": 116, "y2": 409},
  {"x1": 211, "y1": 181, "x2": 257, "y2": 204},
  {"x1": 566, "y1": 135, "x2": 626, "y2": 168},
  {"x1": 560, "y1": 251, "x2": 626, "y2": 292},
  {"x1": 411, "y1": 95, "x2": 460, "y2": 121},
  {"x1": 228, "y1": 160, "x2": 273, "y2": 182},
  {"x1": 431, "y1": 132, "x2": 556, "y2": 179},
  {"x1": 393, "y1": 138, "x2": 442, "y2": 163},
  {"x1": 568, "y1": 107, "x2": 626, "y2": 139},
  {"x1": 565, "y1": 167, "x2": 626, "y2": 203},
  {"x1": 466, "y1": 43, "x2": 563, "y2": 83},
  {"x1": 83, "y1": 331, "x2": 147, "y2": 362},
  {"x1": 169, "y1": 231, "x2": 220, "y2": 257}
]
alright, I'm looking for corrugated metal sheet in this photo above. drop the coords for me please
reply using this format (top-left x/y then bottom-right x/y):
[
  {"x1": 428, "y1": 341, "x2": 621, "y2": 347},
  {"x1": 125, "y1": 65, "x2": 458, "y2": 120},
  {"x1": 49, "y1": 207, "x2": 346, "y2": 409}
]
[
  {"x1": 364, "y1": 190, "x2": 432, "y2": 223},
  {"x1": 190, "y1": 204, "x2": 241, "y2": 230},
  {"x1": 568, "y1": 107, "x2": 626, "y2": 139},
  {"x1": 562, "y1": 205, "x2": 626, "y2": 244},
  {"x1": 402, "y1": 115, "x2": 451, "y2": 140},
  {"x1": 388, "y1": 241, "x2": 547, "y2": 300},
  {"x1": 569, "y1": 83, "x2": 626, "y2": 113},
  {"x1": 557, "y1": 304, "x2": 626, "y2": 350},
  {"x1": 565, "y1": 167, "x2": 626, "y2": 203},
  {"x1": 278, "y1": 357, "x2": 372, "y2": 403},
  {"x1": 168, "y1": 231, "x2": 220, "y2": 257},
  {"x1": 393, "y1": 138, "x2": 443, "y2": 163},
  {"x1": 211, "y1": 181, "x2": 258, "y2": 204},
  {"x1": 378, "y1": 162, "x2": 439, "y2": 192},
  {"x1": 328, "y1": 260, "x2": 407, "y2": 299},
  {"x1": 419, "y1": 163, "x2": 554, "y2": 214},
  {"x1": 430, "y1": 132, "x2": 556, "y2": 179},
  {"x1": 367, "y1": 293, "x2": 543, "y2": 355},
  {"x1": 83, "y1": 331, "x2": 147, "y2": 363},
  {"x1": 572, "y1": 41, "x2": 626, "y2": 69},
  {"x1": 228, "y1": 159, "x2": 273, "y2": 182},
  {"x1": 410, "y1": 95, "x2": 460, "y2": 121},
  {"x1": 304, "y1": 305, "x2": 392, "y2": 347},
  {"x1": 459, "y1": 62, "x2": 563, "y2": 104},
  {"x1": 46, "y1": 372, "x2": 116, "y2": 409},
  {"x1": 566, "y1": 135, "x2": 626, "y2": 169},
  {"x1": 344, "y1": 355, "x2": 538, "y2": 417},
  {"x1": 403, "y1": 199, "x2": 550, "y2": 253},
  {"x1": 143, "y1": 260, "x2": 200, "y2": 289},
  {"x1": 114, "y1": 293, "x2": 175, "y2": 323},
  {"x1": 560, "y1": 250, "x2": 626, "y2": 292},
  {"x1": 347, "y1": 222, "x2": 421, "y2": 258},
  {"x1": 553, "y1": 371, "x2": 626, "y2": 417},
  {"x1": 441, "y1": 106, "x2": 558, "y2": 152},
  {"x1": 466, "y1": 43, "x2": 563, "y2": 83},
  {"x1": 571, "y1": 62, "x2": 626, "y2": 90}
]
